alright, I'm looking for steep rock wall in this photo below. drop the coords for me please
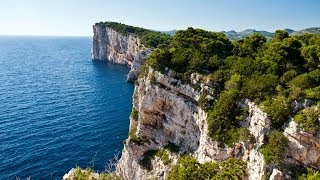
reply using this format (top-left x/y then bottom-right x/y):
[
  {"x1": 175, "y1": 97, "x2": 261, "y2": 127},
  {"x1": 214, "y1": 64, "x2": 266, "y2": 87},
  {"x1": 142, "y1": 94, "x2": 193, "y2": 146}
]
[
  {"x1": 63, "y1": 68, "x2": 319, "y2": 179},
  {"x1": 116, "y1": 68, "x2": 320, "y2": 180},
  {"x1": 284, "y1": 120, "x2": 320, "y2": 169},
  {"x1": 91, "y1": 25, "x2": 151, "y2": 81},
  {"x1": 116, "y1": 69, "x2": 271, "y2": 180}
]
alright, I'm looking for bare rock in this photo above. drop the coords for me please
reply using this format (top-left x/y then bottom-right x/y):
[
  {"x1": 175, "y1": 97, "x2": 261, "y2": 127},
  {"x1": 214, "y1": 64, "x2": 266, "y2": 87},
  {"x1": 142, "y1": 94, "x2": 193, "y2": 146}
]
[{"x1": 91, "y1": 25, "x2": 151, "y2": 81}]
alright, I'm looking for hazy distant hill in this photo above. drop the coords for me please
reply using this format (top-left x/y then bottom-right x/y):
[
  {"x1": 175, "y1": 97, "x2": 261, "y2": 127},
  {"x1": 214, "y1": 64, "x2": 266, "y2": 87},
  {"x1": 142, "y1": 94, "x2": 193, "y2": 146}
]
[
  {"x1": 160, "y1": 30, "x2": 177, "y2": 36},
  {"x1": 223, "y1": 29, "x2": 274, "y2": 40},
  {"x1": 291, "y1": 27, "x2": 320, "y2": 35},
  {"x1": 223, "y1": 27, "x2": 320, "y2": 40},
  {"x1": 159, "y1": 27, "x2": 320, "y2": 39}
]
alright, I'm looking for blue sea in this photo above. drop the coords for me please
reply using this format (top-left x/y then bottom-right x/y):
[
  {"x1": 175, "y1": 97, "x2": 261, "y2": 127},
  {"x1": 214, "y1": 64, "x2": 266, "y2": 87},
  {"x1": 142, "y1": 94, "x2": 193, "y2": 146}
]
[{"x1": 0, "y1": 36, "x2": 134, "y2": 179}]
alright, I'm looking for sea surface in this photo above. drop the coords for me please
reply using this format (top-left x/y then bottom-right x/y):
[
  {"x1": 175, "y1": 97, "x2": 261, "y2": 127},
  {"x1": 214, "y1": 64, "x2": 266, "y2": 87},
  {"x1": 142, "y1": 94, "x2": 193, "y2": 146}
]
[{"x1": 0, "y1": 36, "x2": 134, "y2": 179}]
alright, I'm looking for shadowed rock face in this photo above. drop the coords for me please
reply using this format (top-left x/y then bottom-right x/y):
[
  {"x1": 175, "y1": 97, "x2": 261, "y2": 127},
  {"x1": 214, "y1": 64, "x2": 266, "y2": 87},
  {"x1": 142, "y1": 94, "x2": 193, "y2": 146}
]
[{"x1": 91, "y1": 25, "x2": 151, "y2": 81}]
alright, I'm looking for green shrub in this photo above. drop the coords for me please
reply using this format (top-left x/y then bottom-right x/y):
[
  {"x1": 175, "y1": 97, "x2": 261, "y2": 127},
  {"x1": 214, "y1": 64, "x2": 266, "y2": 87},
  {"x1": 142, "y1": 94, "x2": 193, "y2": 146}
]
[
  {"x1": 131, "y1": 107, "x2": 139, "y2": 120},
  {"x1": 226, "y1": 127, "x2": 251, "y2": 147},
  {"x1": 298, "y1": 168, "x2": 320, "y2": 180},
  {"x1": 294, "y1": 106, "x2": 320, "y2": 135},
  {"x1": 288, "y1": 70, "x2": 320, "y2": 99},
  {"x1": 305, "y1": 87, "x2": 320, "y2": 100},
  {"x1": 129, "y1": 133, "x2": 144, "y2": 145},
  {"x1": 129, "y1": 126, "x2": 144, "y2": 145},
  {"x1": 73, "y1": 166, "x2": 92, "y2": 180},
  {"x1": 167, "y1": 156, "x2": 247, "y2": 180},
  {"x1": 262, "y1": 96, "x2": 292, "y2": 129},
  {"x1": 225, "y1": 74, "x2": 242, "y2": 91},
  {"x1": 139, "y1": 148, "x2": 170, "y2": 170},
  {"x1": 164, "y1": 142, "x2": 180, "y2": 153},
  {"x1": 286, "y1": 164, "x2": 308, "y2": 180},
  {"x1": 198, "y1": 92, "x2": 207, "y2": 109},
  {"x1": 137, "y1": 64, "x2": 149, "y2": 79},
  {"x1": 139, "y1": 150, "x2": 158, "y2": 171},
  {"x1": 215, "y1": 158, "x2": 247, "y2": 179},
  {"x1": 242, "y1": 74, "x2": 278, "y2": 101},
  {"x1": 155, "y1": 149, "x2": 170, "y2": 165},
  {"x1": 280, "y1": 70, "x2": 298, "y2": 84},
  {"x1": 167, "y1": 155, "x2": 205, "y2": 180},
  {"x1": 145, "y1": 48, "x2": 172, "y2": 73},
  {"x1": 238, "y1": 127, "x2": 251, "y2": 142},
  {"x1": 70, "y1": 166, "x2": 121, "y2": 180},
  {"x1": 207, "y1": 89, "x2": 241, "y2": 145},
  {"x1": 99, "y1": 173, "x2": 121, "y2": 180},
  {"x1": 149, "y1": 73, "x2": 157, "y2": 85},
  {"x1": 261, "y1": 131, "x2": 289, "y2": 167}
]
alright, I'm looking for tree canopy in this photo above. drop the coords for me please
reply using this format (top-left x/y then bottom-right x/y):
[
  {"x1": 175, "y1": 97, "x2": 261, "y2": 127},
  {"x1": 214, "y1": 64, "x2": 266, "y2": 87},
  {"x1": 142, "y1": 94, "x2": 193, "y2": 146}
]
[
  {"x1": 95, "y1": 21, "x2": 172, "y2": 48},
  {"x1": 137, "y1": 27, "x2": 320, "y2": 176}
]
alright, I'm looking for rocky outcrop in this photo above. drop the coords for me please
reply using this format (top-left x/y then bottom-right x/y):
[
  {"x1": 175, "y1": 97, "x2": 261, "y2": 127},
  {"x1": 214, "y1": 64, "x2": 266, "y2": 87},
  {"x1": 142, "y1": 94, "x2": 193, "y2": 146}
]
[
  {"x1": 63, "y1": 67, "x2": 319, "y2": 179},
  {"x1": 116, "y1": 68, "x2": 273, "y2": 180},
  {"x1": 242, "y1": 100, "x2": 271, "y2": 180},
  {"x1": 91, "y1": 25, "x2": 151, "y2": 81},
  {"x1": 284, "y1": 120, "x2": 320, "y2": 169},
  {"x1": 63, "y1": 168, "x2": 99, "y2": 180},
  {"x1": 269, "y1": 169, "x2": 286, "y2": 180},
  {"x1": 115, "y1": 68, "x2": 320, "y2": 180}
]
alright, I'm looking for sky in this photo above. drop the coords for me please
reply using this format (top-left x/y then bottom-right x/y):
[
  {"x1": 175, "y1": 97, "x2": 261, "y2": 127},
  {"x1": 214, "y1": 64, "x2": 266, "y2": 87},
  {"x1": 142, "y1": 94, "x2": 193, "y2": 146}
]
[{"x1": 0, "y1": 0, "x2": 319, "y2": 36}]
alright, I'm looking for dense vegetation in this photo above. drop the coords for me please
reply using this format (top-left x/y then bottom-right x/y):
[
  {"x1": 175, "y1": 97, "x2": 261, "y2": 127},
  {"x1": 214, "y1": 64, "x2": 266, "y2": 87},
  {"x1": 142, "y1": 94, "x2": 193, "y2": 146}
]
[
  {"x1": 136, "y1": 27, "x2": 320, "y2": 176},
  {"x1": 261, "y1": 131, "x2": 289, "y2": 167},
  {"x1": 298, "y1": 168, "x2": 320, "y2": 180},
  {"x1": 294, "y1": 105, "x2": 320, "y2": 135},
  {"x1": 141, "y1": 28, "x2": 320, "y2": 145},
  {"x1": 95, "y1": 22, "x2": 172, "y2": 48},
  {"x1": 167, "y1": 156, "x2": 247, "y2": 180}
]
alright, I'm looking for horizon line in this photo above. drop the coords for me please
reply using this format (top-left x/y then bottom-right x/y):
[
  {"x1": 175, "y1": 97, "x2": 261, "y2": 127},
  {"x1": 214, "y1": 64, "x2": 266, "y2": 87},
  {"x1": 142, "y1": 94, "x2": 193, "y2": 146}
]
[{"x1": 0, "y1": 34, "x2": 92, "y2": 37}]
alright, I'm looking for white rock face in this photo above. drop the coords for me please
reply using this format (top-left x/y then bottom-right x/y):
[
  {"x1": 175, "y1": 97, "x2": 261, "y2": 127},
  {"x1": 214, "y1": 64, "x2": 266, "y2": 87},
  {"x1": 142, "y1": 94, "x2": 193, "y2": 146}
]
[
  {"x1": 284, "y1": 120, "x2": 320, "y2": 169},
  {"x1": 243, "y1": 100, "x2": 271, "y2": 180},
  {"x1": 62, "y1": 66, "x2": 320, "y2": 179},
  {"x1": 116, "y1": 69, "x2": 273, "y2": 180},
  {"x1": 91, "y1": 25, "x2": 151, "y2": 81},
  {"x1": 63, "y1": 67, "x2": 319, "y2": 179},
  {"x1": 269, "y1": 169, "x2": 284, "y2": 180}
]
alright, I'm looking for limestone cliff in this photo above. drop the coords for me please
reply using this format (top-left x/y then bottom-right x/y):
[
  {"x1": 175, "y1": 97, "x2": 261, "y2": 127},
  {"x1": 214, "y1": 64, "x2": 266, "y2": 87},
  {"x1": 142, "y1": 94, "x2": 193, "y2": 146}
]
[
  {"x1": 91, "y1": 24, "x2": 151, "y2": 81},
  {"x1": 115, "y1": 68, "x2": 320, "y2": 180},
  {"x1": 63, "y1": 67, "x2": 319, "y2": 179}
]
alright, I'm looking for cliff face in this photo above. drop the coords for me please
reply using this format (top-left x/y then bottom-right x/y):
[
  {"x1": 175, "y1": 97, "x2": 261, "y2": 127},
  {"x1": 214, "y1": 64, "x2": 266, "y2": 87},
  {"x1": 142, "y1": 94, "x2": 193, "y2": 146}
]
[
  {"x1": 116, "y1": 68, "x2": 320, "y2": 180},
  {"x1": 91, "y1": 25, "x2": 151, "y2": 81}
]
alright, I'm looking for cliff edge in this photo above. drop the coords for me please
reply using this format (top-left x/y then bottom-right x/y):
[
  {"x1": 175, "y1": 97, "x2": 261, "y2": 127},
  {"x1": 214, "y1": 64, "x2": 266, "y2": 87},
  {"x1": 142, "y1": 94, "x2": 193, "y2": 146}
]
[
  {"x1": 91, "y1": 24, "x2": 151, "y2": 81},
  {"x1": 116, "y1": 68, "x2": 320, "y2": 180},
  {"x1": 65, "y1": 24, "x2": 320, "y2": 180}
]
